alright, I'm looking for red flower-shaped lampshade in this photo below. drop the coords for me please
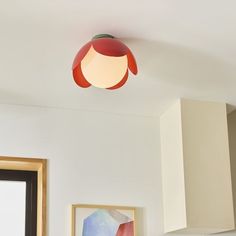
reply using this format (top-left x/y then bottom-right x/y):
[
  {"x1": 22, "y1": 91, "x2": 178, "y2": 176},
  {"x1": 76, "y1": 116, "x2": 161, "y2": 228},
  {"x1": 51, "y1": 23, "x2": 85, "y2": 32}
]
[{"x1": 72, "y1": 34, "x2": 138, "y2": 89}]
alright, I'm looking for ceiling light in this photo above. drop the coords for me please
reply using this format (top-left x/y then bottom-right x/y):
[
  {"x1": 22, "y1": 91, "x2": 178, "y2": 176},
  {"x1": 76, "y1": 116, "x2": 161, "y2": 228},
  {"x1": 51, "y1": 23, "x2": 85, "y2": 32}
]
[{"x1": 72, "y1": 34, "x2": 138, "y2": 89}]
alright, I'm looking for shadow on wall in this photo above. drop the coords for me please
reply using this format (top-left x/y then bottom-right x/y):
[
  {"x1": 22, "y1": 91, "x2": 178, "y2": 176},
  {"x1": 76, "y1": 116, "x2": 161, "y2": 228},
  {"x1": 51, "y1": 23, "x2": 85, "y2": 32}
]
[
  {"x1": 228, "y1": 110, "x2": 236, "y2": 232},
  {"x1": 123, "y1": 38, "x2": 236, "y2": 90}
]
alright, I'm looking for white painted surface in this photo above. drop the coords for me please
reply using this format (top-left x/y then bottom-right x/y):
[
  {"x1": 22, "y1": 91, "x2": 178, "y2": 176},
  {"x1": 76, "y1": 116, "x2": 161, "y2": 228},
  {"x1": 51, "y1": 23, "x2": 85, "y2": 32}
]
[
  {"x1": 0, "y1": 103, "x2": 235, "y2": 236},
  {"x1": 182, "y1": 100, "x2": 234, "y2": 233},
  {"x1": 160, "y1": 100, "x2": 186, "y2": 232},
  {"x1": 160, "y1": 99, "x2": 235, "y2": 234},
  {"x1": 0, "y1": 104, "x2": 161, "y2": 236},
  {"x1": 0, "y1": 1, "x2": 236, "y2": 234},
  {"x1": 0, "y1": 181, "x2": 26, "y2": 236},
  {"x1": 0, "y1": 1, "x2": 236, "y2": 116}
]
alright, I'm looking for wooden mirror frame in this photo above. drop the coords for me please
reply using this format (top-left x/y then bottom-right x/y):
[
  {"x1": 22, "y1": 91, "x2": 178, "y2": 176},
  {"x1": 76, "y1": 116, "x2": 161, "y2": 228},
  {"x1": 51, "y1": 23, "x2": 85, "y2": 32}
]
[{"x1": 0, "y1": 156, "x2": 47, "y2": 236}]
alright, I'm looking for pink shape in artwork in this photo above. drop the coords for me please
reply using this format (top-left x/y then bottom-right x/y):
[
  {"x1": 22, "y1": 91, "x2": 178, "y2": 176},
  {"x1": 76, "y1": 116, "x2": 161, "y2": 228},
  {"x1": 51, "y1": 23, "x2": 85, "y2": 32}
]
[{"x1": 116, "y1": 221, "x2": 134, "y2": 236}]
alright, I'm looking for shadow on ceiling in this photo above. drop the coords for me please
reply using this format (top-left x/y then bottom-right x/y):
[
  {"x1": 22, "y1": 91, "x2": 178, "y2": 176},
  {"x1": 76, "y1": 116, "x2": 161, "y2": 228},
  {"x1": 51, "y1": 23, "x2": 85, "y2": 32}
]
[{"x1": 123, "y1": 38, "x2": 236, "y2": 91}]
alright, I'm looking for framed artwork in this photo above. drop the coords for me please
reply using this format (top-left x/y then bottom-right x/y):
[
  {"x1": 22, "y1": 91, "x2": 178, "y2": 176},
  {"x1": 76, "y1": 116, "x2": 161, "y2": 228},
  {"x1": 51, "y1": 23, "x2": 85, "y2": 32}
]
[{"x1": 71, "y1": 204, "x2": 136, "y2": 236}]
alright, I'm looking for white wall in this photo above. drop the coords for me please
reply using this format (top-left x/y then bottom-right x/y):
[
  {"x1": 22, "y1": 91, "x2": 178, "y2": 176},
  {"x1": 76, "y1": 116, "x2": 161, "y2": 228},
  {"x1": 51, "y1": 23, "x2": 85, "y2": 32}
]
[{"x1": 0, "y1": 104, "x2": 163, "y2": 236}]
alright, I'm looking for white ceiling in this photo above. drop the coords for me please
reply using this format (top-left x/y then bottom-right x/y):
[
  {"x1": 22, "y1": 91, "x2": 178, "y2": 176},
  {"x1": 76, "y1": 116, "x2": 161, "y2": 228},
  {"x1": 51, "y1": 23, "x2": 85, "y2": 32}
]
[{"x1": 1, "y1": 0, "x2": 236, "y2": 116}]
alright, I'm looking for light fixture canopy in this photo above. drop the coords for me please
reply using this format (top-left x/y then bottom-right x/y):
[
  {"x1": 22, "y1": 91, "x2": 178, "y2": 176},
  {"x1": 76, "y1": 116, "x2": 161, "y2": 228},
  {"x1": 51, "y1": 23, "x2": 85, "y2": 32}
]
[{"x1": 72, "y1": 34, "x2": 138, "y2": 89}]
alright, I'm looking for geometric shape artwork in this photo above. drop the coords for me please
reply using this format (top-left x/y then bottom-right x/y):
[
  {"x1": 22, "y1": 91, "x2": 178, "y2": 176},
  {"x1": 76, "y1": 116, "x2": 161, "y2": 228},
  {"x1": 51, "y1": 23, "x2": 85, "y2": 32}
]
[
  {"x1": 71, "y1": 204, "x2": 135, "y2": 236},
  {"x1": 116, "y1": 221, "x2": 134, "y2": 236},
  {"x1": 82, "y1": 209, "x2": 133, "y2": 236}
]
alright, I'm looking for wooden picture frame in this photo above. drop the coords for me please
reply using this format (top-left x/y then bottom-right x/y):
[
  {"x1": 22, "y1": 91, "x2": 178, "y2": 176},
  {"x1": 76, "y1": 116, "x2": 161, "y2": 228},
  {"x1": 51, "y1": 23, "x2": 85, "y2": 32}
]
[
  {"x1": 71, "y1": 204, "x2": 136, "y2": 236},
  {"x1": 0, "y1": 156, "x2": 47, "y2": 236}
]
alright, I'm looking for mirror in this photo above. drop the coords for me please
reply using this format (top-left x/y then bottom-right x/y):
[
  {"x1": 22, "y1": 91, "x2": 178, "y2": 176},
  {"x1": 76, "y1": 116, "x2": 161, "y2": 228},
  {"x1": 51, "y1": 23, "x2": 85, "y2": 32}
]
[
  {"x1": 0, "y1": 157, "x2": 47, "y2": 236},
  {"x1": 0, "y1": 181, "x2": 26, "y2": 236}
]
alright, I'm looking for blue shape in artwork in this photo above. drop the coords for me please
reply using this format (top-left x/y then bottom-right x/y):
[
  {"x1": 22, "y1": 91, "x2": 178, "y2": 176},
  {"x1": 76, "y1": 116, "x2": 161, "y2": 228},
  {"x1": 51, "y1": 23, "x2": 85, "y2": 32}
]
[{"x1": 82, "y1": 209, "x2": 131, "y2": 236}]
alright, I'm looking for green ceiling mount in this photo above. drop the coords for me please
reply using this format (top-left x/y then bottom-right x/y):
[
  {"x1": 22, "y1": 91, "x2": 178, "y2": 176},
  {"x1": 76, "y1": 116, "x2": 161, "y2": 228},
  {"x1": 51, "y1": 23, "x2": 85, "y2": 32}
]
[{"x1": 92, "y1": 34, "x2": 115, "y2": 40}]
